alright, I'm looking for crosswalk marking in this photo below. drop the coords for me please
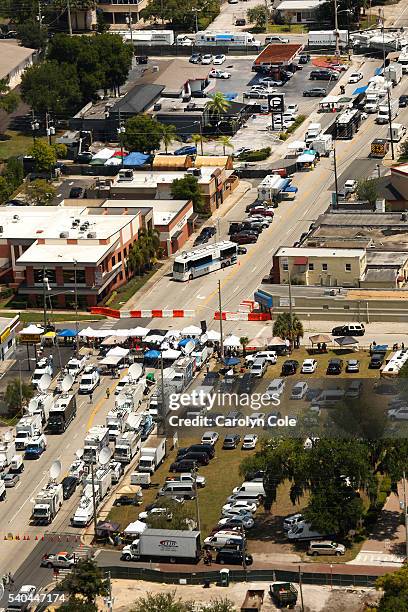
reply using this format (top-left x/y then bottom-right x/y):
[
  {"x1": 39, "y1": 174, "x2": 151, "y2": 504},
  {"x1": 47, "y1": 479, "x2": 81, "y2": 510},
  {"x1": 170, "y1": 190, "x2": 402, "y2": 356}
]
[{"x1": 55, "y1": 544, "x2": 93, "y2": 579}]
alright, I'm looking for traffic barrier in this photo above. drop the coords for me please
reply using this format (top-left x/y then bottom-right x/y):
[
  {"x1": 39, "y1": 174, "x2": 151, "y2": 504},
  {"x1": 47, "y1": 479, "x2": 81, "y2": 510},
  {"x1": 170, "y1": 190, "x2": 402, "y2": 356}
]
[
  {"x1": 90, "y1": 307, "x2": 195, "y2": 319},
  {"x1": 214, "y1": 311, "x2": 271, "y2": 321}
]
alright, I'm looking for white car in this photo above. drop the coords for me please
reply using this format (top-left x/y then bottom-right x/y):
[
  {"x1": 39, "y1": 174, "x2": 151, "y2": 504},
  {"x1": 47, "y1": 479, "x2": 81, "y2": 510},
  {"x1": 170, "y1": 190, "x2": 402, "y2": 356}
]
[
  {"x1": 301, "y1": 359, "x2": 317, "y2": 373},
  {"x1": 242, "y1": 434, "x2": 258, "y2": 450},
  {"x1": 291, "y1": 381, "x2": 308, "y2": 400},
  {"x1": 344, "y1": 179, "x2": 357, "y2": 193},
  {"x1": 247, "y1": 215, "x2": 273, "y2": 225},
  {"x1": 139, "y1": 507, "x2": 172, "y2": 521},
  {"x1": 265, "y1": 378, "x2": 285, "y2": 398},
  {"x1": 218, "y1": 515, "x2": 254, "y2": 528},
  {"x1": 283, "y1": 513, "x2": 304, "y2": 530},
  {"x1": 388, "y1": 407, "x2": 408, "y2": 420},
  {"x1": 265, "y1": 35, "x2": 289, "y2": 44},
  {"x1": 246, "y1": 351, "x2": 277, "y2": 365},
  {"x1": 201, "y1": 54, "x2": 213, "y2": 65},
  {"x1": 213, "y1": 54, "x2": 226, "y2": 65},
  {"x1": 348, "y1": 72, "x2": 363, "y2": 83},
  {"x1": 221, "y1": 507, "x2": 254, "y2": 519},
  {"x1": 209, "y1": 69, "x2": 231, "y2": 79},
  {"x1": 286, "y1": 103, "x2": 299, "y2": 114},
  {"x1": 259, "y1": 78, "x2": 283, "y2": 87},
  {"x1": 222, "y1": 500, "x2": 257, "y2": 514},
  {"x1": 201, "y1": 431, "x2": 219, "y2": 446}
]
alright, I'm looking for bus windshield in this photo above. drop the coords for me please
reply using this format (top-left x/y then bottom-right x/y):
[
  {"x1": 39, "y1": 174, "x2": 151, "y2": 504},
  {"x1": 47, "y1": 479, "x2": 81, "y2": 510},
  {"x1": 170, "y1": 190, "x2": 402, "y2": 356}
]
[{"x1": 173, "y1": 262, "x2": 186, "y2": 274}]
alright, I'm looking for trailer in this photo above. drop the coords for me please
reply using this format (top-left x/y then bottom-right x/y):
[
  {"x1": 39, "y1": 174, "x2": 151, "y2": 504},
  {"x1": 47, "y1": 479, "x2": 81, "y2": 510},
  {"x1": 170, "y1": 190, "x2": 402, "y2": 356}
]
[
  {"x1": 138, "y1": 439, "x2": 166, "y2": 474},
  {"x1": 308, "y1": 30, "x2": 348, "y2": 49},
  {"x1": 241, "y1": 589, "x2": 264, "y2": 612},
  {"x1": 84, "y1": 467, "x2": 112, "y2": 499},
  {"x1": 195, "y1": 31, "x2": 260, "y2": 47},
  {"x1": 121, "y1": 529, "x2": 201, "y2": 563},
  {"x1": 32, "y1": 482, "x2": 63, "y2": 525},
  {"x1": 15, "y1": 415, "x2": 42, "y2": 449},
  {"x1": 48, "y1": 394, "x2": 77, "y2": 434},
  {"x1": 269, "y1": 583, "x2": 298, "y2": 608},
  {"x1": 114, "y1": 430, "x2": 141, "y2": 464},
  {"x1": 384, "y1": 62, "x2": 403, "y2": 85},
  {"x1": 123, "y1": 30, "x2": 175, "y2": 45},
  {"x1": 83, "y1": 426, "x2": 110, "y2": 463}
]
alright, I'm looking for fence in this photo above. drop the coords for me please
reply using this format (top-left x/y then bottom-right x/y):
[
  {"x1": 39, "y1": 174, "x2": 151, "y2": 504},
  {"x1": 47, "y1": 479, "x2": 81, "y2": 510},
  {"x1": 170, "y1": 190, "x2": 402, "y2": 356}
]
[
  {"x1": 98, "y1": 564, "x2": 381, "y2": 587},
  {"x1": 132, "y1": 44, "x2": 262, "y2": 58}
]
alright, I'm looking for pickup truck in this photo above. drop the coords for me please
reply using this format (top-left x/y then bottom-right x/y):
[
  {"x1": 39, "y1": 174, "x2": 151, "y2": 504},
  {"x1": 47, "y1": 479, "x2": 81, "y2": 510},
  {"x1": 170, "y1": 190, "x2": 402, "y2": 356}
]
[
  {"x1": 166, "y1": 472, "x2": 206, "y2": 487},
  {"x1": 40, "y1": 552, "x2": 77, "y2": 569}
]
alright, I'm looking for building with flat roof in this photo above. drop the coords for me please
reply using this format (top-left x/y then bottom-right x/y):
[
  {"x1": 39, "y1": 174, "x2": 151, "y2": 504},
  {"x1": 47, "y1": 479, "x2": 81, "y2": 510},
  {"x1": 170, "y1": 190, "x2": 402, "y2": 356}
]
[
  {"x1": 0, "y1": 206, "x2": 141, "y2": 308},
  {"x1": 274, "y1": 0, "x2": 324, "y2": 23},
  {"x1": 0, "y1": 41, "x2": 36, "y2": 89}
]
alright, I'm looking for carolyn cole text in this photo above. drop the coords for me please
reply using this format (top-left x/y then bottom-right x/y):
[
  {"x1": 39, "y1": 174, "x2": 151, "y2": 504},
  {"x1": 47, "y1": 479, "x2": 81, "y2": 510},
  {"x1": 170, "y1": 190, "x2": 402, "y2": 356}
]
[{"x1": 168, "y1": 414, "x2": 297, "y2": 428}]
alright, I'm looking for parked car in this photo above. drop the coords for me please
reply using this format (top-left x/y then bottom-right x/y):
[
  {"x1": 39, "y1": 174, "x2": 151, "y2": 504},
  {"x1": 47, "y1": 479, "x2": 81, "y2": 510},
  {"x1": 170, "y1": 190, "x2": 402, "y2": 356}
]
[
  {"x1": 201, "y1": 431, "x2": 219, "y2": 446},
  {"x1": 245, "y1": 351, "x2": 277, "y2": 365},
  {"x1": 369, "y1": 353, "x2": 385, "y2": 369},
  {"x1": 281, "y1": 360, "x2": 299, "y2": 376},
  {"x1": 182, "y1": 452, "x2": 209, "y2": 465},
  {"x1": 326, "y1": 358, "x2": 343, "y2": 375},
  {"x1": 169, "y1": 459, "x2": 197, "y2": 472},
  {"x1": 265, "y1": 35, "x2": 289, "y2": 44},
  {"x1": 331, "y1": 323, "x2": 365, "y2": 336},
  {"x1": 189, "y1": 54, "x2": 202, "y2": 64},
  {"x1": 213, "y1": 54, "x2": 226, "y2": 65},
  {"x1": 265, "y1": 378, "x2": 285, "y2": 398},
  {"x1": 235, "y1": 17, "x2": 246, "y2": 25},
  {"x1": 291, "y1": 382, "x2": 308, "y2": 400},
  {"x1": 237, "y1": 246, "x2": 248, "y2": 255},
  {"x1": 3, "y1": 473, "x2": 19, "y2": 487},
  {"x1": 61, "y1": 476, "x2": 78, "y2": 500},
  {"x1": 399, "y1": 95, "x2": 408, "y2": 107},
  {"x1": 201, "y1": 54, "x2": 213, "y2": 65},
  {"x1": 218, "y1": 515, "x2": 254, "y2": 529},
  {"x1": 223, "y1": 434, "x2": 241, "y2": 449},
  {"x1": 284, "y1": 513, "x2": 304, "y2": 530},
  {"x1": 348, "y1": 72, "x2": 363, "y2": 83},
  {"x1": 346, "y1": 359, "x2": 360, "y2": 373},
  {"x1": 286, "y1": 103, "x2": 299, "y2": 114},
  {"x1": 303, "y1": 87, "x2": 327, "y2": 97},
  {"x1": 250, "y1": 358, "x2": 268, "y2": 378},
  {"x1": 216, "y1": 548, "x2": 253, "y2": 565},
  {"x1": 298, "y1": 54, "x2": 310, "y2": 64},
  {"x1": 209, "y1": 69, "x2": 231, "y2": 79},
  {"x1": 249, "y1": 206, "x2": 274, "y2": 218},
  {"x1": 230, "y1": 232, "x2": 258, "y2": 244},
  {"x1": 174, "y1": 145, "x2": 197, "y2": 156},
  {"x1": 242, "y1": 434, "x2": 258, "y2": 450},
  {"x1": 308, "y1": 541, "x2": 346, "y2": 556},
  {"x1": 310, "y1": 69, "x2": 338, "y2": 81},
  {"x1": 388, "y1": 407, "x2": 408, "y2": 420},
  {"x1": 69, "y1": 186, "x2": 85, "y2": 199},
  {"x1": 222, "y1": 500, "x2": 257, "y2": 514},
  {"x1": 113, "y1": 495, "x2": 140, "y2": 506},
  {"x1": 301, "y1": 359, "x2": 317, "y2": 373}
]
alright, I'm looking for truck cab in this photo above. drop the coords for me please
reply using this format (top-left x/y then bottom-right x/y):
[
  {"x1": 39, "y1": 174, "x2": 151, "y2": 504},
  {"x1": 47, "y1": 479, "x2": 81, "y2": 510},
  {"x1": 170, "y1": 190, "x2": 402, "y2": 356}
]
[
  {"x1": 79, "y1": 366, "x2": 100, "y2": 394},
  {"x1": 24, "y1": 434, "x2": 47, "y2": 459}
]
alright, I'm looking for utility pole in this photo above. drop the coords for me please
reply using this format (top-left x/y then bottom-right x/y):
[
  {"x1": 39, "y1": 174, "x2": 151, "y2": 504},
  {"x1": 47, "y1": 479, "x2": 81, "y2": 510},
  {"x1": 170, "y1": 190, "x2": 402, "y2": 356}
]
[
  {"x1": 218, "y1": 280, "x2": 224, "y2": 361},
  {"x1": 105, "y1": 571, "x2": 114, "y2": 611},
  {"x1": 380, "y1": 12, "x2": 395, "y2": 160},
  {"x1": 288, "y1": 264, "x2": 293, "y2": 349},
  {"x1": 333, "y1": 144, "x2": 339, "y2": 207},
  {"x1": 193, "y1": 468, "x2": 201, "y2": 539},
  {"x1": 38, "y1": 1, "x2": 42, "y2": 26},
  {"x1": 67, "y1": 0, "x2": 73, "y2": 36},
  {"x1": 403, "y1": 471, "x2": 408, "y2": 559},
  {"x1": 264, "y1": 0, "x2": 269, "y2": 33},
  {"x1": 127, "y1": 10, "x2": 134, "y2": 46},
  {"x1": 90, "y1": 460, "x2": 98, "y2": 539},
  {"x1": 298, "y1": 565, "x2": 305, "y2": 612},
  {"x1": 334, "y1": 0, "x2": 340, "y2": 57},
  {"x1": 43, "y1": 267, "x2": 48, "y2": 331},
  {"x1": 160, "y1": 349, "x2": 166, "y2": 435},
  {"x1": 73, "y1": 259, "x2": 79, "y2": 357},
  {"x1": 45, "y1": 112, "x2": 55, "y2": 146}
]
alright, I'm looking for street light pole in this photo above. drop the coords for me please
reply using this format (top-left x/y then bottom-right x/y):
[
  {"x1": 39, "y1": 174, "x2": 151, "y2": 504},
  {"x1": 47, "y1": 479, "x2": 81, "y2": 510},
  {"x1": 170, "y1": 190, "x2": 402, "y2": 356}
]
[
  {"x1": 43, "y1": 267, "x2": 48, "y2": 331},
  {"x1": 403, "y1": 471, "x2": 408, "y2": 559},
  {"x1": 73, "y1": 259, "x2": 79, "y2": 357},
  {"x1": 218, "y1": 280, "x2": 224, "y2": 361},
  {"x1": 90, "y1": 460, "x2": 98, "y2": 540},
  {"x1": 334, "y1": 0, "x2": 340, "y2": 57},
  {"x1": 333, "y1": 144, "x2": 339, "y2": 207},
  {"x1": 193, "y1": 467, "x2": 201, "y2": 539},
  {"x1": 381, "y1": 9, "x2": 395, "y2": 160}
]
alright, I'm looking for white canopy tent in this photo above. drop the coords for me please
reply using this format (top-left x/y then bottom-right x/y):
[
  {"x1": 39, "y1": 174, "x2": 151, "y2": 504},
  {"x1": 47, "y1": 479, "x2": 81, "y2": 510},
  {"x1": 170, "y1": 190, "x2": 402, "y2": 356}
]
[
  {"x1": 223, "y1": 334, "x2": 241, "y2": 348},
  {"x1": 124, "y1": 520, "x2": 147, "y2": 536},
  {"x1": 181, "y1": 325, "x2": 202, "y2": 336},
  {"x1": 20, "y1": 324, "x2": 44, "y2": 335}
]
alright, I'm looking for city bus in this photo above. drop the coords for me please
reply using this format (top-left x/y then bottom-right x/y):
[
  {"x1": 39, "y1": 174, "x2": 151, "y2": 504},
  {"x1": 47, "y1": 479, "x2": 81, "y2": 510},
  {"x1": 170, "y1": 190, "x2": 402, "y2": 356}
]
[{"x1": 172, "y1": 241, "x2": 238, "y2": 281}]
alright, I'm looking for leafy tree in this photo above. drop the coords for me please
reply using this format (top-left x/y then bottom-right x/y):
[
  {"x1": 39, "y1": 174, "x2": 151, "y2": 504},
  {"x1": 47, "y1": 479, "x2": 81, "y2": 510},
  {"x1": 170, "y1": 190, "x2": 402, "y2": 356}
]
[
  {"x1": 317, "y1": 0, "x2": 358, "y2": 27},
  {"x1": 376, "y1": 564, "x2": 408, "y2": 611},
  {"x1": 0, "y1": 0, "x2": 38, "y2": 23},
  {"x1": 399, "y1": 140, "x2": 408, "y2": 161},
  {"x1": 130, "y1": 591, "x2": 188, "y2": 612},
  {"x1": 201, "y1": 599, "x2": 236, "y2": 612},
  {"x1": 218, "y1": 135, "x2": 233, "y2": 156},
  {"x1": 21, "y1": 60, "x2": 82, "y2": 115},
  {"x1": 5, "y1": 157, "x2": 24, "y2": 187},
  {"x1": 52, "y1": 143, "x2": 68, "y2": 159},
  {"x1": 239, "y1": 336, "x2": 249, "y2": 357},
  {"x1": 128, "y1": 244, "x2": 145, "y2": 276},
  {"x1": 123, "y1": 114, "x2": 163, "y2": 153},
  {"x1": 0, "y1": 177, "x2": 11, "y2": 204},
  {"x1": 140, "y1": 0, "x2": 220, "y2": 30},
  {"x1": 5, "y1": 379, "x2": 34, "y2": 417},
  {"x1": 0, "y1": 91, "x2": 19, "y2": 115},
  {"x1": 272, "y1": 312, "x2": 303, "y2": 343},
  {"x1": 247, "y1": 4, "x2": 268, "y2": 29},
  {"x1": 58, "y1": 558, "x2": 109, "y2": 610},
  {"x1": 94, "y1": 33, "x2": 133, "y2": 96},
  {"x1": 29, "y1": 140, "x2": 57, "y2": 172},
  {"x1": 96, "y1": 11, "x2": 110, "y2": 33},
  {"x1": 206, "y1": 92, "x2": 231, "y2": 122},
  {"x1": 160, "y1": 123, "x2": 177, "y2": 154},
  {"x1": 59, "y1": 601, "x2": 96, "y2": 611},
  {"x1": 171, "y1": 174, "x2": 204, "y2": 213},
  {"x1": 16, "y1": 21, "x2": 48, "y2": 50},
  {"x1": 355, "y1": 178, "x2": 379, "y2": 205},
  {"x1": 23, "y1": 179, "x2": 56, "y2": 206}
]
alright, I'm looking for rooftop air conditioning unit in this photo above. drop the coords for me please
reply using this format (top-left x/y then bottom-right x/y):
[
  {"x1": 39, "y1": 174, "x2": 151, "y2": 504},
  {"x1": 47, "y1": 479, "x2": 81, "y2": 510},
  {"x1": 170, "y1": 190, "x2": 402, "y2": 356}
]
[
  {"x1": 87, "y1": 232, "x2": 96, "y2": 238},
  {"x1": 153, "y1": 103, "x2": 162, "y2": 111},
  {"x1": 12, "y1": 215, "x2": 19, "y2": 222},
  {"x1": 60, "y1": 231, "x2": 69, "y2": 238}
]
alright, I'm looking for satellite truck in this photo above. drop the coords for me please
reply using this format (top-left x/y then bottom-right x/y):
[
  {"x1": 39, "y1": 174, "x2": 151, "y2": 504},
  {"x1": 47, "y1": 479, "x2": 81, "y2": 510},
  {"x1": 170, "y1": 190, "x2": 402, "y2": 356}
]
[
  {"x1": 47, "y1": 374, "x2": 77, "y2": 434},
  {"x1": 31, "y1": 461, "x2": 63, "y2": 525}
]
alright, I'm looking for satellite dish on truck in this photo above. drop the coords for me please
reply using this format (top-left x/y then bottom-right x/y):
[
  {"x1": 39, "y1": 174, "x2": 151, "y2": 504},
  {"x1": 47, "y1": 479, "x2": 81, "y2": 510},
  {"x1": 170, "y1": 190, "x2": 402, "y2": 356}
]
[
  {"x1": 129, "y1": 363, "x2": 142, "y2": 382},
  {"x1": 4, "y1": 431, "x2": 13, "y2": 443},
  {"x1": 75, "y1": 448, "x2": 84, "y2": 460},
  {"x1": 184, "y1": 339, "x2": 195, "y2": 355},
  {"x1": 116, "y1": 393, "x2": 128, "y2": 407},
  {"x1": 98, "y1": 447, "x2": 111, "y2": 466},
  {"x1": 38, "y1": 374, "x2": 52, "y2": 392},
  {"x1": 28, "y1": 398, "x2": 39, "y2": 415},
  {"x1": 61, "y1": 374, "x2": 74, "y2": 393},
  {"x1": 50, "y1": 460, "x2": 61, "y2": 481}
]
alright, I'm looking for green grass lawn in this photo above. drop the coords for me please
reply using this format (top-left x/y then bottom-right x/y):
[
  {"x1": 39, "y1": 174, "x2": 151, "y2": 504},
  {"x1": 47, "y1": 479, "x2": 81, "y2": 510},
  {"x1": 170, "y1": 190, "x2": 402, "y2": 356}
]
[
  {"x1": 0, "y1": 131, "x2": 48, "y2": 161},
  {"x1": 0, "y1": 311, "x2": 104, "y2": 323},
  {"x1": 267, "y1": 24, "x2": 307, "y2": 33}
]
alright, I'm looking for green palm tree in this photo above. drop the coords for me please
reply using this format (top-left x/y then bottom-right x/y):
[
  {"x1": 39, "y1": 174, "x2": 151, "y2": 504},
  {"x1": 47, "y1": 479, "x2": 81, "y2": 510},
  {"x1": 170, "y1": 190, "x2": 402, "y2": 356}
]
[
  {"x1": 128, "y1": 244, "x2": 144, "y2": 276},
  {"x1": 240, "y1": 336, "x2": 249, "y2": 357},
  {"x1": 191, "y1": 132, "x2": 206, "y2": 156},
  {"x1": 160, "y1": 123, "x2": 177, "y2": 154},
  {"x1": 218, "y1": 135, "x2": 234, "y2": 156},
  {"x1": 205, "y1": 92, "x2": 231, "y2": 123},
  {"x1": 273, "y1": 312, "x2": 304, "y2": 345}
]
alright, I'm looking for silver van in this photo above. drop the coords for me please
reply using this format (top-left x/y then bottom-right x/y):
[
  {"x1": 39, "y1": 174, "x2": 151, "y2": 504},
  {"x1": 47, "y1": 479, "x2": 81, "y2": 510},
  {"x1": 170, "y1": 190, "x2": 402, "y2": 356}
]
[
  {"x1": 227, "y1": 491, "x2": 261, "y2": 505},
  {"x1": 232, "y1": 481, "x2": 265, "y2": 497},
  {"x1": 345, "y1": 380, "x2": 362, "y2": 399},
  {"x1": 308, "y1": 541, "x2": 345, "y2": 556},
  {"x1": 158, "y1": 482, "x2": 196, "y2": 500},
  {"x1": 312, "y1": 389, "x2": 345, "y2": 407},
  {"x1": 250, "y1": 358, "x2": 267, "y2": 378},
  {"x1": 203, "y1": 532, "x2": 244, "y2": 550}
]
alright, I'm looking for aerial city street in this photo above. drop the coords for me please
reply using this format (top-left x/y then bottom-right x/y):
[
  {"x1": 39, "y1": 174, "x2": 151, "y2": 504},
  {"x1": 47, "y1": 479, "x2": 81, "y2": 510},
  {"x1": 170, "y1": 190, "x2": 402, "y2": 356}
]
[{"x1": 1, "y1": 0, "x2": 408, "y2": 609}]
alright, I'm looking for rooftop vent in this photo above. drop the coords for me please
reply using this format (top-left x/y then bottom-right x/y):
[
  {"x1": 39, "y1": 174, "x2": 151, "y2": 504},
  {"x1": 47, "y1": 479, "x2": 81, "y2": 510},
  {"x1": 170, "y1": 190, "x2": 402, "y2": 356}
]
[
  {"x1": 87, "y1": 232, "x2": 96, "y2": 238},
  {"x1": 60, "y1": 231, "x2": 69, "y2": 238}
]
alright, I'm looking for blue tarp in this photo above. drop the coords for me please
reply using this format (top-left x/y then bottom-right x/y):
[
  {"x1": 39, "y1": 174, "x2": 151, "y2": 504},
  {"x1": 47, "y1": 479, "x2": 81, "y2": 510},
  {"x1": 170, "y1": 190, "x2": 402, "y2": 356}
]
[
  {"x1": 57, "y1": 329, "x2": 77, "y2": 337},
  {"x1": 283, "y1": 185, "x2": 298, "y2": 193},
  {"x1": 144, "y1": 349, "x2": 161, "y2": 359},
  {"x1": 375, "y1": 67, "x2": 383, "y2": 76},
  {"x1": 353, "y1": 85, "x2": 368, "y2": 95},
  {"x1": 223, "y1": 93, "x2": 238, "y2": 101},
  {"x1": 223, "y1": 357, "x2": 240, "y2": 366},
  {"x1": 178, "y1": 337, "x2": 198, "y2": 348},
  {"x1": 123, "y1": 152, "x2": 150, "y2": 167}
]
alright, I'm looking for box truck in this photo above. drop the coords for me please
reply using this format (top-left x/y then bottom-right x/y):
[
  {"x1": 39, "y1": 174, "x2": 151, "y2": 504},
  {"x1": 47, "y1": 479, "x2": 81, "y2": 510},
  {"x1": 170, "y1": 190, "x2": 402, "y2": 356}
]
[
  {"x1": 31, "y1": 357, "x2": 53, "y2": 388},
  {"x1": 48, "y1": 394, "x2": 77, "y2": 434},
  {"x1": 287, "y1": 522, "x2": 329, "y2": 540},
  {"x1": 388, "y1": 122, "x2": 406, "y2": 141},
  {"x1": 114, "y1": 430, "x2": 141, "y2": 464},
  {"x1": 83, "y1": 426, "x2": 109, "y2": 464},
  {"x1": 138, "y1": 439, "x2": 167, "y2": 474},
  {"x1": 31, "y1": 482, "x2": 63, "y2": 525},
  {"x1": 121, "y1": 529, "x2": 201, "y2": 563},
  {"x1": 384, "y1": 62, "x2": 403, "y2": 85},
  {"x1": 305, "y1": 122, "x2": 322, "y2": 145},
  {"x1": 376, "y1": 98, "x2": 398, "y2": 124},
  {"x1": 84, "y1": 467, "x2": 112, "y2": 499},
  {"x1": 308, "y1": 30, "x2": 348, "y2": 49},
  {"x1": 31, "y1": 393, "x2": 54, "y2": 424},
  {"x1": 106, "y1": 405, "x2": 131, "y2": 442},
  {"x1": 311, "y1": 134, "x2": 333, "y2": 156},
  {"x1": 79, "y1": 365, "x2": 100, "y2": 394},
  {"x1": 15, "y1": 415, "x2": 42, "y2": 449},
  {"x1": 0, "y1": 439, "x2": 16, "y2": 470}
]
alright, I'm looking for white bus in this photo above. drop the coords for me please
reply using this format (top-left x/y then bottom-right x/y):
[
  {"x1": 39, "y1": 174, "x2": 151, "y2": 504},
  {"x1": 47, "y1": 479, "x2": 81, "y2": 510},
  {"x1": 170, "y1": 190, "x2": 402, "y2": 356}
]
[
  {"x1": 195, "y1": 31, "x2": 261, "y2": 47},
  {"x1": 173, "y1": 241, "x2": 238, "y2": 281}
]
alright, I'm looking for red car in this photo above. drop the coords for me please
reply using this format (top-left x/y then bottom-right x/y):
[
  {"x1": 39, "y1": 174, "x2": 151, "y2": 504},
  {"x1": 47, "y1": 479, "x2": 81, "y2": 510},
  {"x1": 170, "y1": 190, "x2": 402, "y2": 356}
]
[
  {"x1": 231, "y1": 232, "x2": 257, "y2": 244},
  {"x1": 250, "y1": 207, "x2": 274, "y2": 217}
]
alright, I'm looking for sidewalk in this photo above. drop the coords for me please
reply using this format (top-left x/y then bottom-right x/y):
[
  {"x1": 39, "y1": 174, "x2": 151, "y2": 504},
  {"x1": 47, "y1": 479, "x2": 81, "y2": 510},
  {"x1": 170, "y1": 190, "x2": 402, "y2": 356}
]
[{"x1": 123, "y1": 181, "x2": 251, "y2": 311}]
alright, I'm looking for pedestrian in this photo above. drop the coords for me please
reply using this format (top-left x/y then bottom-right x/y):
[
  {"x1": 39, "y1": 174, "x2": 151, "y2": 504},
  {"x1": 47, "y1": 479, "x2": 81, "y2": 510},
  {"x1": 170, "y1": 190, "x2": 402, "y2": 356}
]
[
  {"x1": 7, "y1": 573, "x2": 14, "y2": 590},
  {"x1": 206, "y1": 364, "x2": 210, "y2": 374},
  {"x1": 106, "y1": 388, "x2": 110, "y2": 399},
  {"x1": 89, "y1": 391, "x2": 93, "y2": 404},
  {"x1": 403, "y1": 342, "x2": 405, "y2": 351}
]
